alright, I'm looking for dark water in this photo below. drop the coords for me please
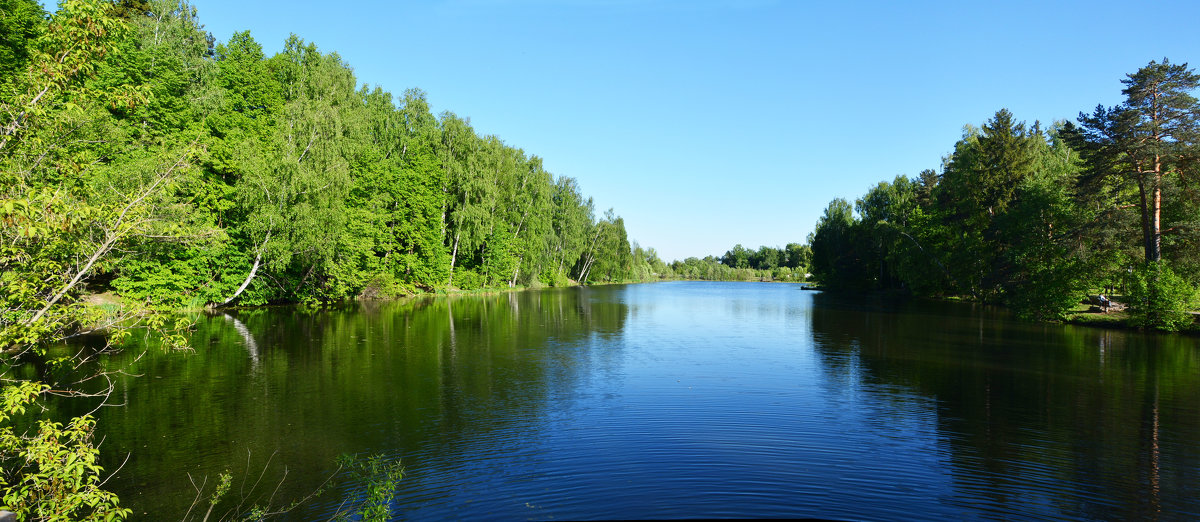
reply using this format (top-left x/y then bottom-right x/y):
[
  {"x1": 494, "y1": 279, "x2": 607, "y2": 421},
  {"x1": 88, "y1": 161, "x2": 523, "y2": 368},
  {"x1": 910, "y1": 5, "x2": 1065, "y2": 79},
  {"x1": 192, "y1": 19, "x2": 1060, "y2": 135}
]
[{"x1": 60, "y1": 282, "x2": 1200, "y2": 519}]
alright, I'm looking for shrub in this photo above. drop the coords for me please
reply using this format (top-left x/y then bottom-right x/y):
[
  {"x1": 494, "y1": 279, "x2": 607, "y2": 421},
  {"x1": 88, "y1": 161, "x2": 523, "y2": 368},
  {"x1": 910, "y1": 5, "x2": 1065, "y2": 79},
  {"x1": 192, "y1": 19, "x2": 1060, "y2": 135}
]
[
  {"x1": 453, "y1": 268, "x2": 483, "y2": 291},
  {"x1": 1125, "y1": 261, "x2": 1199, "y2": 331}
]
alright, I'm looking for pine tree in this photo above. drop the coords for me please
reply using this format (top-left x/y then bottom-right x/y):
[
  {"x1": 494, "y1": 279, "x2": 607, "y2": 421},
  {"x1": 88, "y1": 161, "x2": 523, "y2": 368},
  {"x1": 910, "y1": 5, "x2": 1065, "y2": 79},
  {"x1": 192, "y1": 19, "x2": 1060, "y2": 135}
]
[{"x1": 1077, "y1": 59, "x2": 1200, "y2": 263}]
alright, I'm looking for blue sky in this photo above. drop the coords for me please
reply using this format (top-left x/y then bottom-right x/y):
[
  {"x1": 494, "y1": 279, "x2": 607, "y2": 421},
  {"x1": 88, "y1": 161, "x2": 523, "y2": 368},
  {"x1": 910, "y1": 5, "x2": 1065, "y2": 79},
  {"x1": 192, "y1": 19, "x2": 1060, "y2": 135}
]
[{"x1": 129, "y1": 0, "x2": 1200, "y2": 261}]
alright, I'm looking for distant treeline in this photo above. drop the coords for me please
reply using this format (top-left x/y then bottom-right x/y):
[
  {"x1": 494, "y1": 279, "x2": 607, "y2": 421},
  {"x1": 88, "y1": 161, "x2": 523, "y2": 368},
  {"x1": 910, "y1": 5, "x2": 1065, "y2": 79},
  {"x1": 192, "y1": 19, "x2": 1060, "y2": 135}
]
[
  {"x1": 625, "y1": 243, "x2": 811, "y2": 282},
  {"x1": 808, "y1": 60, "x2": 1200, "y2": 330},
  {"x1": 1, "y1": 0, "x2": 650, "y2": 347}
]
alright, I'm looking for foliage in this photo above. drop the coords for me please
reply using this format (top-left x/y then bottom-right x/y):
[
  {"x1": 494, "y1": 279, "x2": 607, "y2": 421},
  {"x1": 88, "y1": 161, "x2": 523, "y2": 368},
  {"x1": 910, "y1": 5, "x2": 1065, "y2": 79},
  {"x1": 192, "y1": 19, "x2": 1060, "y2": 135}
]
[
  {"x1": 809, "y1": 198, "x2": 868, "y2": 289},
  {"x1": 453, "y1": 267, "x2": 484, "y2": 291},
  {"x1": 1125, "y1": 261, "x2": 1199, "y2": 331},
  {"x1": 669, "y1": 254, "x2": 795, "y2": 282},
  {"x1": 805, "y1": 69, "x2": 1200, "y2": 323},
  {"x1": 1074, "y1": 58, "x2": 1200, "y2": 263},
  {"x1": 333, "y1": 454, "x2": 404, "y2": 522},
  {"x1": 1, "y1": 0, "x2": 642, "y2": 317},
  {"x1": 999, "y1": 175, "x2": 1089, "y2": 321},
  {"x1": 0, "y1": 0, "x2": 648, "y2": 518},
  {"x1": 0, "y1": 381, "x2": 130, "y2": 521},
  {"x1": 180, "y1": 451, "x2": 403, "y2": 521},
  {"x1": 0, "y1": 0, "x2": 45, "y2": 94},
  {"x1": 715, "y1": 243, "x2": 808, "y2": 274}
]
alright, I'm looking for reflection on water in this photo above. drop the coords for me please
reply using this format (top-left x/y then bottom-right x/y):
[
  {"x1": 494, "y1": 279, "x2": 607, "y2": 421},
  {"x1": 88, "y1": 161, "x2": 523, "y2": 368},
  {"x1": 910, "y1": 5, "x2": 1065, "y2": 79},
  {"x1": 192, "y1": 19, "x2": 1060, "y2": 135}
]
[
  {"x1": 53, "y1": 283, "x2": 1200, "y2": 519},
  {"x1": 810, "y1": 292, "x2": 1200, "y2": 520}
]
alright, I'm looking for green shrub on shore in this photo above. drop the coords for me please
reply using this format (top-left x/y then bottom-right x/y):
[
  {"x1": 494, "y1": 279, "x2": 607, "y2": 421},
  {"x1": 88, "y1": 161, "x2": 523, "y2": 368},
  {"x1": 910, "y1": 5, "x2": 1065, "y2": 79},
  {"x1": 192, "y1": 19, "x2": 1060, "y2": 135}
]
[{"x1": 1125, "y1": 262, "x2": 1200, "y2": 331}]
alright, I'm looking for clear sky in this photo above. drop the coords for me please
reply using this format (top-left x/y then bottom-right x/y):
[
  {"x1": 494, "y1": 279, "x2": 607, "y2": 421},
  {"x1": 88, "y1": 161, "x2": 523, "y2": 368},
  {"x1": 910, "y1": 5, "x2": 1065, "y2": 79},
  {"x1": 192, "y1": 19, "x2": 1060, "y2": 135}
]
[{"x1": 129, "y1": 0, "x2": 1200, "y2": 261}]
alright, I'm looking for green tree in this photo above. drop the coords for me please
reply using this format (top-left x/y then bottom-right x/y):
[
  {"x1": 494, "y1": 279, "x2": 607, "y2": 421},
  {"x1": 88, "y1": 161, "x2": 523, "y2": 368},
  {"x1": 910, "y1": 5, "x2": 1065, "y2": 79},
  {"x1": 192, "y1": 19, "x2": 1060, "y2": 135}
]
[
  {"x1": 220, "y1": 35, "x2": 355, "y2": 305},
  {"x1": 577, "y1": 209, "x2": 631, "y2": 283},
  {"x1": 975, "y1": 109, "x2": 1038, "y2": 216},
  {"x1": 393, "y1": 89, "x2": 451, "y2": 288},
  {"x1": 722, "y1": 244, "x2": 751, "y2": 269},
  {"x1": 854, "y1": 176, "x2": 922, "y2": 291},
  {"x1": 753, "y1": 246, "x2": 780, "y2": 271},
  {"x1": 997, "y1": 133, "x2": 1093, "y2": 320},
  {"x1": 93, "y1": 0, "x2": 234, "y2": 309},
  {"x1": 783, "y1": 242, "x2": 810, "y2": 271},
  {"x1": 809, "y1": 198, "x2": 866, "y2": 289},
  {"x1": 499, "y1": 154, "x2": 553, "y2": 287},
  {"x1": 337, "y1": 87, "x2": 448, "y2": 296},
  {"x1": 439, "y1": 113, "x2": 495, "y2": 287},
  {"x1": 936, "y1": 110, "x2": 1044, "y2": 298},
  {"x1": 545, "y1": 177, "x2": 591, "y2": 285},
  {"x1": 1076, "y1": 59, "x2": 1200, "y2": 264},
  {"x1": 1, "y1": 0, "x2": 199, "y2": 347},
  {"x1": 0, "y1": 0, "x2": 46, "y2": 95},
  {"x1": 0, "y1": 3, "x2": 179, "y2": 518}
]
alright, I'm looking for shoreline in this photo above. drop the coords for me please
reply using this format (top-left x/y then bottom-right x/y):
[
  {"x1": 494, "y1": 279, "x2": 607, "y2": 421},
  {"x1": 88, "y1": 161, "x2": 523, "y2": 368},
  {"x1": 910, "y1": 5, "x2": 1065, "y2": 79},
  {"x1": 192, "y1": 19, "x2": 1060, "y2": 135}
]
[{"x1": 81, "y1": 280, "x2": 1198, "y2": 335}]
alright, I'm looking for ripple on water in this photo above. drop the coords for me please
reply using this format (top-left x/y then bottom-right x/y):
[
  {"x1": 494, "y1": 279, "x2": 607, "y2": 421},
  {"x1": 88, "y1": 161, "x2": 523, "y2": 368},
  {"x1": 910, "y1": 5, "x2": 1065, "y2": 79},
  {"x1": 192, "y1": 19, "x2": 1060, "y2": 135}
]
[{"x1": 83, "y1": 282, "x2": 1200, "y2": 521}]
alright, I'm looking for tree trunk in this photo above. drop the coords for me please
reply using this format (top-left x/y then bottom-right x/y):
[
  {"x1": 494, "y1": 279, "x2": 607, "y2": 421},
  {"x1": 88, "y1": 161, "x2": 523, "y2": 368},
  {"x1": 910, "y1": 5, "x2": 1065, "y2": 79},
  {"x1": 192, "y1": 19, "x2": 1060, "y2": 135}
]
[
  {"x1": 1138, "y1": 178, "x2": 1153, "y2": 263},
  {"x1": 507, "y1": 210, "x2": 529, "y2": 287},
  {"x1": 291, "y1": 262, "x2": 317, "y2": 296},
  {"x1": 24, "y1": 155, "x2": 186, "y2": 325},
  {"x1": 509, "y1": 254, "x2": 523, "y2": 287},
  {"x1": 578, "y1": 224, "x2": 605, "y2": 284},
  {"x1": 579, "y1": 257, "x2": 593, "y2": 285},
  {"x1": 220, "y1": 233, "x2": 270, "y2": 307},
  {"x1": 557, "y1": 247, "x2": 564, "y2": 276},
  {"x1": 26, "y1": 231, "x2": 120, "y2": 327},
  {"x1": 1151, "y1": 155, "x2": 1163, "y2": 262},
  {"x1": 448, "y1": 231, "x2": 461, "y2": 286}
]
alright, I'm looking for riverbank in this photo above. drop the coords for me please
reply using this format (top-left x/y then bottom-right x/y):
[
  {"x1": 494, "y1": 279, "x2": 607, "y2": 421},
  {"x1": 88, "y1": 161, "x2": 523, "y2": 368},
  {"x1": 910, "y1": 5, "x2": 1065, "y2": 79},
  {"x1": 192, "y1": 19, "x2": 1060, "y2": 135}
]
[
  {"x1": 77, "y1": 278, "x2": 606, "y2": 316},
  {"x1": 79, "y1": 280, "x2": 1198, "y2": 337},
  {"x1": 801, "y1": 286, "x2": 1200, "y2": 334},
  {"x1": 1064, "y1": 307, "x2": 1200, "y2": 334}
]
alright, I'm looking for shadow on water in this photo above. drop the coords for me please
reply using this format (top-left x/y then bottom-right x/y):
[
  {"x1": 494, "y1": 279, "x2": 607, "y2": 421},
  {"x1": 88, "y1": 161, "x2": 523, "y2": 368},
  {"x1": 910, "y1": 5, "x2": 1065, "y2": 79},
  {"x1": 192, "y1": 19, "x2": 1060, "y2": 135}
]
[
  {"x1": 809, "y1": 291, "x2": 1200, "y2": 520},
  {"x1": 36, "y1": 283, "x2": 1200, "y2": 519},
  {"x1": 55, "y1": 287, "x2": 627, "y2": 519}
]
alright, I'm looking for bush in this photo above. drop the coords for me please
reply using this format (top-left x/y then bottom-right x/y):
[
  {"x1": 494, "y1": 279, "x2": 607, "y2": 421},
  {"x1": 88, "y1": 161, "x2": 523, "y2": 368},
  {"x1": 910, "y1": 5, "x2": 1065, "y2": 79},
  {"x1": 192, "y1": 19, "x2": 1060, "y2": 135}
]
[
  {"x1": 452, "y1": 267, "x2": 483, "y2": 291},
  {"x1": 357, "y1": 273, "x2": 413, "y2": 300},
  {"x1": 540, "y1": 270, "x2": 573, "y2": 288},
  {"x1": 1125, "y1": 261, "x2": 1199, "y2": 331}
]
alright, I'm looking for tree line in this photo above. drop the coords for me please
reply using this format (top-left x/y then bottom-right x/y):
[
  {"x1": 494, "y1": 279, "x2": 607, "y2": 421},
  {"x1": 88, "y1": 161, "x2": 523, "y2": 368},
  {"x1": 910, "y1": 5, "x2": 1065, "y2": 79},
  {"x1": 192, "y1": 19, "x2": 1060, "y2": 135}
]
[
  {"x1": 0, "y1": 0, "x2": 648, "y2": 515},
  {"x1": 658, "y1": 243, "x2": 811, "y2": 282},
  {"x1": 617, "y1": 242, "x2": 814, "y2": 283},
  {"x1": 808, "y1": 59, "x2": 1200, "y2": 331},
  {"x1": 0, "y1": 0, "x2": 652, "y2": 351}
]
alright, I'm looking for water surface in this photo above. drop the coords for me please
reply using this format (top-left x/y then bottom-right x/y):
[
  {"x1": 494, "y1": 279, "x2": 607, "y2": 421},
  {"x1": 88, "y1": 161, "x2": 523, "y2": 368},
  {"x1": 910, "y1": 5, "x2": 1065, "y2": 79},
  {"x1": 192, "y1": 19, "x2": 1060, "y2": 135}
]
[{"x1": 68, "y1": 282, "x2": 1200, "y2": 519}]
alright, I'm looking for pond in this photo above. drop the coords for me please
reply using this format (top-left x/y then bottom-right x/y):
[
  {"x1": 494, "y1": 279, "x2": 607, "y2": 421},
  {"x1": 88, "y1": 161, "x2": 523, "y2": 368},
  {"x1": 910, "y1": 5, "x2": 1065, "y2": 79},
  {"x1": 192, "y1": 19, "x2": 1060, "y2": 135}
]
[{"x1": 63, "y1": 282, "x2": 1200, "y2": 519}]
